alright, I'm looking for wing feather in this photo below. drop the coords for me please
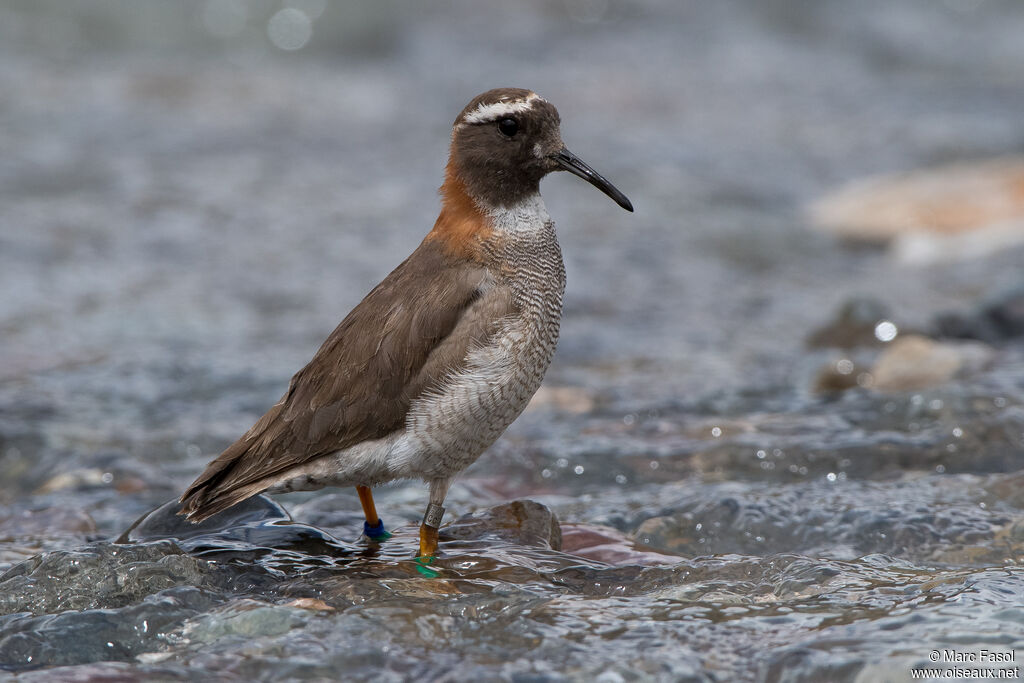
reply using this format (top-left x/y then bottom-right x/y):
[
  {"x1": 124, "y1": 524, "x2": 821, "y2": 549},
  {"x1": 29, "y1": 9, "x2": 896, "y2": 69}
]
[{"x1": 180, "y1": 238, "x2": 516, "y2": 521}]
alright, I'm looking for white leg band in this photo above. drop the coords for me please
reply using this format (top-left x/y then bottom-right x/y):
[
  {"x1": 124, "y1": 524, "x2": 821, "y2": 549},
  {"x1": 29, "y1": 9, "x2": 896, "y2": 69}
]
[{"x1": 422, "y1": 503, "x2": 445, "y2": 529}]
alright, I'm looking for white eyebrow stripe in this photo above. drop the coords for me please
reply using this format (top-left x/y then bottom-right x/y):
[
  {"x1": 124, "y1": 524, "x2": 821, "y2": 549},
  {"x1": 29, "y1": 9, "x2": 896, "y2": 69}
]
[{"x1": 461, "y1": 93, "x2": 541, "y2": 124}]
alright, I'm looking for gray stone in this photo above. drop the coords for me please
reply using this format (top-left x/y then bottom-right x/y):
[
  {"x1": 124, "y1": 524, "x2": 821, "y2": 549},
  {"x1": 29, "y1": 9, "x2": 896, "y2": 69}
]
[{"x1": 442, "y1": 500, "x2": 562, "y2": 551}]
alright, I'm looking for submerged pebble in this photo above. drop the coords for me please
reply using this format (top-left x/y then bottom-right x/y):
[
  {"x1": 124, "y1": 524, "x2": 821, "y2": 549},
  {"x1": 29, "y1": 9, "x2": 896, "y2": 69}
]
[
  {"x1": 870, "y1": 335, "x2": 991, "y2": 392},
  {"x1": 806, "y1": 297, "x2": 897, "y2": 349},
  {"x1": 934, "y1": 284, "x2": 1024, "y2": 344},
  {"x1": 809, "y1": 158, "x2": 1024, "y2": 263}
]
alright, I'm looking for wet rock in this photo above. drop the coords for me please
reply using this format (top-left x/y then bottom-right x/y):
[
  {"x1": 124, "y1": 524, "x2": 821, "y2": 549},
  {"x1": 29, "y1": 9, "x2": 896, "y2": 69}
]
[
  {"x1": 285, "y1": 597, "x2": 334, "y2": 611},
  {"x1": 117, "y1": 495, "x2": 353, "y2": 562},
  {"x1": 760, "y1": 647, "x2": 867, "y2": 683},
  {"x1": 983, "y1": 471, "x2": 1024, "y2": 509},
  {"x1": 0, "y1": 506, "x2": 96, "y2": 539},
  {"x1": 625, "y1": 389, "x2": 1024, "y2": 484},
  {"x1": 32, "y1": 462, "x2": 155, "y2": 498},
  {"x1": 629, "y1": 477, "x2": 1021, "y2": 566},
  {"x1": 14, "y1": 662, "x2": 183, "y2": 680},
  {"x1": 0, "y1": 506, "x2": 98, "y2": 571},
  {"x1": 114, "y1": 475, "x2": 150, "y2": 495},
  {"x1": 870, "y1": 335, "x2": 992, "y2": 392},
  {"x1": 811, "y1": 357, "x2": 872, "y2": 393},
  {"x1": 933, "y1": 285, "x2": 1024, "y2": 344},
  {"x1": 442, "y1": 500, "x2": 561, "y2": 551},
  {"x1": 757, "y1": 567, "x2": 1024, "y2": 681},
  {"x1": 0, "y1": 585, "x2": 217, "y2": 672},
  {"x1": 893, "y1": 225, "x2": 1024, "y2": 264},
  {"x1": 806, "y1": 297, "x2": 896, "y2": 349},
  {"x1": 0, "y1": 541, "x2": 215, "y2": 615},
  {"x1": 561, "y1": 523, "x2": 681, "y2": 566},
  {"x1": 36, "y1": 468, "x2": 109, "y2": 494},
  {"x1": 809, "y1": 158, "x2": 1024, "y2": 263},
  {"x1": 118, "y1": 495, "x2": 291, "y2": 544},
  {"x1": 181, "y1": 599, "x2": 306, "y2": 644}
]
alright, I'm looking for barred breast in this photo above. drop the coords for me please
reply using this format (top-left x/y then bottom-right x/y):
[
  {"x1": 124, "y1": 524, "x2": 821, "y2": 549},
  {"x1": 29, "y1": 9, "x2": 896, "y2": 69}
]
[{"x1": 390, "y1": 196, "x2": 566, "y2": 480}]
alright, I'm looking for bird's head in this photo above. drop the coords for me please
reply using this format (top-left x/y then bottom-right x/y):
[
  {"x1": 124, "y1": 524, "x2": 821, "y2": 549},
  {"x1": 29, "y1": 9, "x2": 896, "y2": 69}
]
[{"x1": 447, "y1": 88, "x2": 633, "y2": 213}]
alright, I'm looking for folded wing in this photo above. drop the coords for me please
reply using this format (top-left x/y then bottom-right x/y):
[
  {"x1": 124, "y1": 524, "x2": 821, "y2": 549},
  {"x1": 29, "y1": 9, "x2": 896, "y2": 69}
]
[{"x1": 179, "y1": 238, "x2": 515, "y2": 521}]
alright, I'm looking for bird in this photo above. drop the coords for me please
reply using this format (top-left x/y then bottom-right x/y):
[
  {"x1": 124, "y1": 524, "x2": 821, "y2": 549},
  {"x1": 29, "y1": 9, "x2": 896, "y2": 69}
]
[{"x1": 179, "y1": 88, "x2": 632, "y2": 560}]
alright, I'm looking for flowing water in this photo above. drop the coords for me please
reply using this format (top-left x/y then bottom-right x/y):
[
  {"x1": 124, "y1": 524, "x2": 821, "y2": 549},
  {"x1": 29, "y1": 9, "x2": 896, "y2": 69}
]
[{"x1": 2, "y1": 1, "x2": 1024, "y2": 680}]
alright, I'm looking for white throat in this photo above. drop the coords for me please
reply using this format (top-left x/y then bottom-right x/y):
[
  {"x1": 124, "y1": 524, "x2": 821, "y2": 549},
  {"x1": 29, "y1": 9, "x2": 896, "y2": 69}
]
[{"x1": 485, "y1": 194, "x2": 551, "y2": 236}]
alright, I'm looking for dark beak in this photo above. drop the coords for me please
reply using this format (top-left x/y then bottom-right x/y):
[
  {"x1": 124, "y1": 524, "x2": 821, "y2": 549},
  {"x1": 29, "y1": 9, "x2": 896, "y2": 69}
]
[{"x1": 553, "y1": 148, "x2": 634, "y2": 212}]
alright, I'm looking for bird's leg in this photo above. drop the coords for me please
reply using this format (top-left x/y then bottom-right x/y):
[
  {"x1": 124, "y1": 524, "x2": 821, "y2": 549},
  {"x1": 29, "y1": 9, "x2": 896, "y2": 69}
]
[
  {"x1": 356, "y1": 485, "x2": 390, "y2": 541},
  {"x1": 417, "y1": 478, "x2": 450, "y2": 560}
]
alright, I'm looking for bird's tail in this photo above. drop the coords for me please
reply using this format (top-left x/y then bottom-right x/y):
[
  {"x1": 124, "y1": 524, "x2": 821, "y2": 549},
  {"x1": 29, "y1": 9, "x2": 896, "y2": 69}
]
[
  {"x1": 179, "y1": 478, "x2": 271, "y2": 523},
  {"x1": 178, "y1": 441, "x2": 274, "y2": 523}
]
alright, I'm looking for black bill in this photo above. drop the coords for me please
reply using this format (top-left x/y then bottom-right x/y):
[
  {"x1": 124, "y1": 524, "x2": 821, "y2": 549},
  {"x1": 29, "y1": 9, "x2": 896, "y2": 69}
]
[{"x1": 553, "y1": 148, "x2": 633, "y2": 212}]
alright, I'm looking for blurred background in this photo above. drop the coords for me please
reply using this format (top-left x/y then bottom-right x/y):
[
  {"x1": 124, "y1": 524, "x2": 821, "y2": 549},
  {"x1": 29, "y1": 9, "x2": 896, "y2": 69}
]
[{"x1": 2, "y1": 1, "x2": 1024, "y2": 680}]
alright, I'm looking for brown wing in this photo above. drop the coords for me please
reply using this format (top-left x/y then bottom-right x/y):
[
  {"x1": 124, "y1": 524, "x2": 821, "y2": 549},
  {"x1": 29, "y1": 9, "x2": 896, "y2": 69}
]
[{"x1": 179, "y1": 238, "x2": 516, "y2": 521}]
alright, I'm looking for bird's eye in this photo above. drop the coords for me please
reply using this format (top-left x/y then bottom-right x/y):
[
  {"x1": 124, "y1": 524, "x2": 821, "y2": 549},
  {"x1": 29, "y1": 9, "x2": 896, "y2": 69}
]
[{"x1": 497, "y1": 118, "x2": 519, "y2": 137}]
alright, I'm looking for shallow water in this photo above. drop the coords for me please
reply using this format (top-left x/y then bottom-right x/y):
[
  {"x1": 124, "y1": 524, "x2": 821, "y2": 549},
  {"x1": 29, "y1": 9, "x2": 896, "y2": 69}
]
[{"x1": 3, "y1": 1, "x2": 1024, "y2": 680}]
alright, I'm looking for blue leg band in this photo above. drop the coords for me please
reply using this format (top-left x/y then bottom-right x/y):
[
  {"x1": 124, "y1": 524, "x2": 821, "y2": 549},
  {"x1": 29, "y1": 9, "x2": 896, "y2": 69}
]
[{"x1": 363, "y1": 519, "x2": 391, "y2": 541}]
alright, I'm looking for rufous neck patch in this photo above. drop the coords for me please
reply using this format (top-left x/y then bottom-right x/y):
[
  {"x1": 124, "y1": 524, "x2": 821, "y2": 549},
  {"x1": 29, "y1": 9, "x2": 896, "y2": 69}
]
[{"x1": 426, "y1": 162, "x2": 495, "y2": 259}]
